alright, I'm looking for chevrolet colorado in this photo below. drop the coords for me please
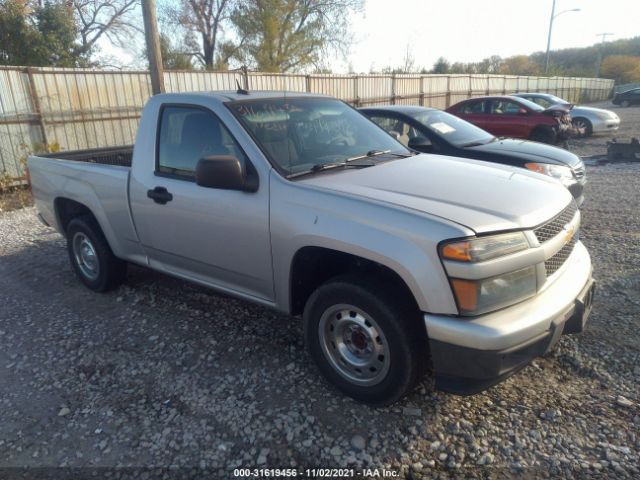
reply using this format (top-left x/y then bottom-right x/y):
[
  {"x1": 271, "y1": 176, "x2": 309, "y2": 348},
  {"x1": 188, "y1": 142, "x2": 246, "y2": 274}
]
[{"x1": 28, "y1": 91, "x2": 595, "y2": 405}]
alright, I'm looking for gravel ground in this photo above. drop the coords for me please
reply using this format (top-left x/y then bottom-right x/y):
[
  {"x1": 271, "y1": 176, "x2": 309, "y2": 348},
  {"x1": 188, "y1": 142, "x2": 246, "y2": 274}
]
[
  {"x1": 1, "y1": 104, "x2": 639, "y2": 479},
  {"x1": 566, "y1": 100, "x2": 640, "y2": 158}
]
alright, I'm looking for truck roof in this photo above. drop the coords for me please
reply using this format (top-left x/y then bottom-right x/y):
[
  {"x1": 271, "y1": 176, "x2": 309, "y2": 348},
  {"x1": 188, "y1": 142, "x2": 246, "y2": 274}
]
[{"x1": 156, "y1": 90, "x2": 330, "y2": 102}]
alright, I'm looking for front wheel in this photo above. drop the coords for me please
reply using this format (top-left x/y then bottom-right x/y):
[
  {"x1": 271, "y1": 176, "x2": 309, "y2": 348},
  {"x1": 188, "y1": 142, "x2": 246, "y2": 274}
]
[
  {"x1": 66, "y1": 215, "x2": 126, "y2": 292},
  {"x1": 529, "y1": 126, "x2": 556, "y2": 144},
  {"x1": 621, "y1": 100, "x2": 630, "y2": 108},
  {"x1": 572, "y1": 117, "x2": 592, "y2": 137},
  {"x1": 303, "y1": 274, "x2": 426, "y2": 405}
]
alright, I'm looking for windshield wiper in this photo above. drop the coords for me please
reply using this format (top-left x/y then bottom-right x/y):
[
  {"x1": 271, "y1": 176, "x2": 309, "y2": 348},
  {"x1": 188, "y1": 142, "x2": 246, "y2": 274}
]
[
  {"x1": 344, "y1": 149, "x2": 388, "y2": 162},
  {"x1": 287, "y1": 150, "x2": 411, "y2": 179},
  {"x1": 287, "y1": 160, "x2": 368, "y2": 178}
]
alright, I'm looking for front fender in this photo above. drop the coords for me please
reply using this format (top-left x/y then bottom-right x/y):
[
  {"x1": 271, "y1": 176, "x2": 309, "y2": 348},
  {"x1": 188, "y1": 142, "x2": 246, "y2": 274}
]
[{"x1": 270, "y1": 174, "x2": 471, "y2": 315}]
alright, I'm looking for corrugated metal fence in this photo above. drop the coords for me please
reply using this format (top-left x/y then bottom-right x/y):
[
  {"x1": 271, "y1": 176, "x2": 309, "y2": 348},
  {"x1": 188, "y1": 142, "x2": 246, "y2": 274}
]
[{"x1": 0, "y1": 66, "x2": 615, "y2": 180}]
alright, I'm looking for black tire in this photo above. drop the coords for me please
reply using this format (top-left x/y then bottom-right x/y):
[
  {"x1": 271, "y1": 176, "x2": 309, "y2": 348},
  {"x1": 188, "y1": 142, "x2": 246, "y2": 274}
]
[
  {"x1": 529, "y1": 126, "x2": 555, "y2": 144},
  {"x1": 572, "y1": 117, "x2": 592, "y2": 137},
  {"x1": 303, "y1": 273, "x2": 426, "y2": 405},
  {"x1": 66, "y1": 215, "x2": 126, "y2": 292}
]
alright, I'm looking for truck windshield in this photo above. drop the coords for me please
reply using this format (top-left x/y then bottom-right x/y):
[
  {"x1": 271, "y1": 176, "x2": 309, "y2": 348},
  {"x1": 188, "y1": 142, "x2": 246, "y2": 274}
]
[{"x1": 227, "y1": 97, "x2": 410, "y2": 177}]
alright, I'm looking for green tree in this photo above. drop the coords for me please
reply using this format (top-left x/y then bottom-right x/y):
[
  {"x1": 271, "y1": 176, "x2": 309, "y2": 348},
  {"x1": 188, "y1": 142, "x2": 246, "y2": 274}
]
[
  {"x1": 0, "y1": 0, "x2": 35, "y2": 65},
  {"x1": 159, "y1": 33, "x2": 194, "y2": 70},
  {"x1": 34, "y1": 2, "x2": 82, "y2": 67},
  {"x1": 498, "y1": 55, "x2": 541, "y2": 76},
  {"x1": 431, "y1": 57, "x2": 450, "y2": 74},
  {"x1": 230, "y1": 0, "x2": 362, "y2": 72},
  {"x1": 601, "y1": 55, "x2": 640, "y2": 84},
  {"x1": 0, "y1": 0, "x2": 81, "y2": 67}
]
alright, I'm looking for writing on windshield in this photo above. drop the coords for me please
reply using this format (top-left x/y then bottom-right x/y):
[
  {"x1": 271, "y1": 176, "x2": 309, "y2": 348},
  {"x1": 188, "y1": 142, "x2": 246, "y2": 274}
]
[{"x1": 228, "y1": 97, "x2": 409, "y2": 176}]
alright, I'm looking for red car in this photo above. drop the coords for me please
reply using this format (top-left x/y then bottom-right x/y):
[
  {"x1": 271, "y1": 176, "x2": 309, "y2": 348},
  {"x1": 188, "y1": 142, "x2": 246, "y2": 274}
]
[{"x1": 445, "y1": 96, "x2": 573, "y2": 145}]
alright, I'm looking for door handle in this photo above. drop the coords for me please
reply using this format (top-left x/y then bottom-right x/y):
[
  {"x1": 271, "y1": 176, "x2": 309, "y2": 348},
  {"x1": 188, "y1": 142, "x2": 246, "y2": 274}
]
[{"x1": 147, "y1": 186, "x2": 173, "y2": 205}]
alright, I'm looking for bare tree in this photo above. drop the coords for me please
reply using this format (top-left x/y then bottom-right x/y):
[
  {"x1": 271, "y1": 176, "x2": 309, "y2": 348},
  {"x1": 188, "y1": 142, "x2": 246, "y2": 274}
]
[
  {"x1": 399, "y1": 44, "x2": 415, "y2": 73},
  {"x1": 163, "y1": 0, "x2": 238, "y2": 69},
  {"x1": 71, "y1": 0, "x2": 141, "y2": 57}
]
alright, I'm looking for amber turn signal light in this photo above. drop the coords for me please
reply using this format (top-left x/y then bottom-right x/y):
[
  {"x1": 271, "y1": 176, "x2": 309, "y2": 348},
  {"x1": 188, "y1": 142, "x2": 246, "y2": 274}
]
[
  {"x1": 441, "y1": 241, "x2": 471, "y2": 262},
  {"x1": 450, "y1": 278, "x2": 478, "y2": 312}
]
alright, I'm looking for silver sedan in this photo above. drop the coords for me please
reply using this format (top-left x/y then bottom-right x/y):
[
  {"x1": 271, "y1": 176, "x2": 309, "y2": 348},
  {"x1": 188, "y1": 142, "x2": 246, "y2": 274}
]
[{"x1": 512, "y1": 93, "x2": 620, "y2": 136}]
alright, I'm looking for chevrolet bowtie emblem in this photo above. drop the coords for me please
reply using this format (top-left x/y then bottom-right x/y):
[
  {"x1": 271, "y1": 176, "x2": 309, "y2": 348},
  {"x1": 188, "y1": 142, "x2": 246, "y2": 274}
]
[{"x1": 563, "y1": 224, "x2": 575, "y2": 244}]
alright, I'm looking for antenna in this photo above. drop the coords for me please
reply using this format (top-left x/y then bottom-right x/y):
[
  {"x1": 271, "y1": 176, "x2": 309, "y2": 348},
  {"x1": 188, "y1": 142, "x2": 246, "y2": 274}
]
[{"x1": 235, "y1": 79, "x2": 249, "y2": 95}]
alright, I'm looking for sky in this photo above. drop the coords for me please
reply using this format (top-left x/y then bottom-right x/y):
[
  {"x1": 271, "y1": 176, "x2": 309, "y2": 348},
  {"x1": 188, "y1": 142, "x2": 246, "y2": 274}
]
[
  {"x1": 334, "y1": 0, "x2": 640, "y2": 72},
  {"x1": 102, "y1": 0, "x2": 640, "y2": 72}
]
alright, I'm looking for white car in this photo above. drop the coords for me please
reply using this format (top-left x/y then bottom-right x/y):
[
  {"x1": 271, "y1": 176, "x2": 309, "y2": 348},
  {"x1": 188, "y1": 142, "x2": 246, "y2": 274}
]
[{"x1": 513, "y1": 93, "x2": 620, "y2": 136}]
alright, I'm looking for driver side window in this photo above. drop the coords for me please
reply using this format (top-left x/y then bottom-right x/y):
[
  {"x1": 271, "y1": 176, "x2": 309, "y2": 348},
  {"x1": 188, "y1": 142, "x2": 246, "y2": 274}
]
[{"x1": 157, "y1": 106, "x2": 246, "y2": 178}]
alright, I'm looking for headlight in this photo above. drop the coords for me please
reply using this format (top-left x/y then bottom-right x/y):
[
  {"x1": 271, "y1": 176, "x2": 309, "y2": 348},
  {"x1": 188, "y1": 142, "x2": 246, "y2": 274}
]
[
  {"x1": 525, "y1": 162, "x2": 575, "y2": 187},
  {"x1": 449, "y1": 266, "x2": 537, "y2": 316},
  {"x1": 595, "y1": 111, "x2": 617, "y2": 120},
  {"x1": 440, "y1": 232, "x2": 529, "y2": 262},
  {"x1": 440, "y1": 233, "x2": 535, "y2": 315}
]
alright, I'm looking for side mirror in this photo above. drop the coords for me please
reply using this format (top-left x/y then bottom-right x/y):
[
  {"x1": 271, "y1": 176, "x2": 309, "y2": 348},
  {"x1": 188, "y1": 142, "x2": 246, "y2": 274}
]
[
  {"x1": 195, "y1": 156, "x2": 258, "y2": 192},
  {"x1": 408, "y1": 136, "x2": 433, "y2": 153},
  {"x1": 518, "y1": 108, "x2": 528, "y2": 115}
]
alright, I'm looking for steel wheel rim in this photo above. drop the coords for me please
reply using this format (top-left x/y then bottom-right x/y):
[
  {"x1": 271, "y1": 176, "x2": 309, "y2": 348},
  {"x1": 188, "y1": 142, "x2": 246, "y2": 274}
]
[
  {"x1": 622, "y1": 100, "x2": 629, "y2": 107},
  {"x1": 318, "y1": 304, "x2": 390, "y2": 386},
  {"x1": 72, "y1": 232, "x2": 99, "y2": 280},
  {"x1": 574, "y1": 119, "x2": 587, "y2": 130}
]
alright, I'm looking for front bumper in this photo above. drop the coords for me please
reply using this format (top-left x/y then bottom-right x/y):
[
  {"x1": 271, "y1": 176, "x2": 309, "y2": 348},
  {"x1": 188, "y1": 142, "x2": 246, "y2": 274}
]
[
  {"x1": 424, "y1": 241, "x2": 594, "y2": 394},
  {"x1": 555, "y1": 124, "x2": 573, "y2": 141},
  {"x1": 591, "y1": 117, "x2": 620, "y2": 134}
]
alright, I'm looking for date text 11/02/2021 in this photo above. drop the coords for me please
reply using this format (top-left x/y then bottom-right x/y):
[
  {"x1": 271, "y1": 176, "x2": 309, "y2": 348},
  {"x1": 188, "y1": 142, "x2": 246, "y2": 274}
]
[{"x1": 233, "y1": 467, "x2": 400, "y2": 477}]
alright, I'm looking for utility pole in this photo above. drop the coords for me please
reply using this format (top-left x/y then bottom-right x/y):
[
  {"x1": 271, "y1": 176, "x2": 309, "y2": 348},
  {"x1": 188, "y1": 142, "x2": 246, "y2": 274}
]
[
  {"x1": 595, "y1": 32, "x2": 614, "y2": 78},
  {"x1": 544, "y1": 0, "x2": 580, "y2": 75},
  {"x1": 545, "y1": 0, "x2": 557, "y2": 75},
  {"x1": 142, "y1": 0, "x2": 165, "y2": 95}
]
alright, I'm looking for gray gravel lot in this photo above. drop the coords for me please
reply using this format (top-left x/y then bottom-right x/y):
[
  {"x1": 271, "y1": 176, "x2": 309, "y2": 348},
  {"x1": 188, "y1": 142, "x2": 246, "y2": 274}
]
[
  {"x1": 1, "y1": 103, "x2": 639, "y2": 479},
  {"x1": 567, "y1": 100, "x2": 640, "y2": 158}
]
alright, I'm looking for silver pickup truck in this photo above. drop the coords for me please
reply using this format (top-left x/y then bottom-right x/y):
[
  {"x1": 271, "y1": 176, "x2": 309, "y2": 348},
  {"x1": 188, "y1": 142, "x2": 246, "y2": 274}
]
[{"x1": 28, "y1": 91, "x2": 595, "y2": 405}]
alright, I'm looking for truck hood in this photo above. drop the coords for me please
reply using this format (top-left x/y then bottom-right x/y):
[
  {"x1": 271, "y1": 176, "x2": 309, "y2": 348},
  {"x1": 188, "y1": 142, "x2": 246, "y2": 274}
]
[
  {"x1": 467, "y1": 138, "x2": 582, "y2": 168},
  {"x1": 299, "y1": 154, "x2": 572, "y2": 234}
]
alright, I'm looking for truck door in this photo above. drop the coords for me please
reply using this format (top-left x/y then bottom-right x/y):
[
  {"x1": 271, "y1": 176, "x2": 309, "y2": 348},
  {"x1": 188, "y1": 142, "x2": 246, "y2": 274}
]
[{"x1": 129, "y1": 105, "x2": 273, "y2": 303}]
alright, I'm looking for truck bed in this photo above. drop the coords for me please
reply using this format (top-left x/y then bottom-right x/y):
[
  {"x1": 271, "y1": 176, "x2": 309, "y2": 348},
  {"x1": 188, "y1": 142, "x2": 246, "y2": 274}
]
[
  {"x1": 28, "y1": 147, "x2": 139, "y2": 260},
  {"x1": 42, "y1": 146, "x2": 133, "y2": 167}
]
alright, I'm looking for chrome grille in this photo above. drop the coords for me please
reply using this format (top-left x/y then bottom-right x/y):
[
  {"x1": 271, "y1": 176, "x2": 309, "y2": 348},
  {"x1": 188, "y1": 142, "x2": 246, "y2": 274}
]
[
  {"x1": 545, "y1": 235, "x2": 577, "y2": 276},
  {"x1": 534, "y1": 201, "x2": 578, "y2": 244}
]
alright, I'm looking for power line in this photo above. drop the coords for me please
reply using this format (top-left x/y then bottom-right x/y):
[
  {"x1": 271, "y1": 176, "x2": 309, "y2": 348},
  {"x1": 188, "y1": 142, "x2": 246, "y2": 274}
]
[{"x1": 594, "y1": 33, "x2": 614, "y2": 78}]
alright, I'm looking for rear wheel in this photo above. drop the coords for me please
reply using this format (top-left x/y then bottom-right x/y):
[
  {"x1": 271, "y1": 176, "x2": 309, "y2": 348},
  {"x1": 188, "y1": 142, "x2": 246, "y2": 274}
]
[
  {"x1": 303, "y1": 274, "x2": 426, "y2": 405},
  {"x1": 529, "y1": 126, "x2": 555, "y2": 144},
  {"x1": 66, "y1": 215, "x2": 126, "y2": 292},
  {"x1": 572, "y1": 117, "x2": 592, "y2": 137}
]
